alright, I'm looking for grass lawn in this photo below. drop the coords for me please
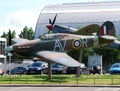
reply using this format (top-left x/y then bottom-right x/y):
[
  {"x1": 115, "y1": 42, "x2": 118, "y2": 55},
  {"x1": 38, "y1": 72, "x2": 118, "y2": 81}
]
[{"x1": 0, "y1": 74, "x2": 120, "y2": 85}]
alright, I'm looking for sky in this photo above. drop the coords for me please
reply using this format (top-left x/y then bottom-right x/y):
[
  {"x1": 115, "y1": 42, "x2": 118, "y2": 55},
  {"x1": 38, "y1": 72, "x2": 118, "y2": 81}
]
[{"x1": 0, "y1": 0, "x2": 119, "y2": 37}]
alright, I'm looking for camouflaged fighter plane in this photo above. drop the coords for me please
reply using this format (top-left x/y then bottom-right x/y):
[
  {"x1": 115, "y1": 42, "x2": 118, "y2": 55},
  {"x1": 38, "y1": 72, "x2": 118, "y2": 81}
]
[{"x1": 4, "y1": 21, "x2": 116, "y2": 67}]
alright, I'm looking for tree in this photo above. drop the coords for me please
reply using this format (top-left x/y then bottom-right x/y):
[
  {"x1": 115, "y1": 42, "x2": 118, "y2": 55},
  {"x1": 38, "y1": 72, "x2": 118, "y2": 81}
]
[
  {"x1": 19, "y1": 26, "x2": 35, "y2": 40},
  {"x1": 1, "y1": 29, "x2": 16, "y2": 45}
]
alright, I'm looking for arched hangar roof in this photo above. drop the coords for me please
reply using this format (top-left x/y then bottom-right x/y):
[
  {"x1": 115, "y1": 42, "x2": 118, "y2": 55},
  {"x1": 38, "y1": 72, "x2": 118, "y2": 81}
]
[{"x1": 35, "y1": 1, "x2": 120, "y2": 38}]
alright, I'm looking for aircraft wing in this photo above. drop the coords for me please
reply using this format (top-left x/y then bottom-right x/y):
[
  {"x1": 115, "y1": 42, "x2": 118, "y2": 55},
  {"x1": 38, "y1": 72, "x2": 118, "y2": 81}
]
[
  {"x1": 36, "y1": 51, "x2": 81, "y2": 67},
  {"x1": 75, "y1": 24, "x2": 100, "y2": 35},
  {"x1": 12, "y1": 38, "x2": 30, "y2": 44}
]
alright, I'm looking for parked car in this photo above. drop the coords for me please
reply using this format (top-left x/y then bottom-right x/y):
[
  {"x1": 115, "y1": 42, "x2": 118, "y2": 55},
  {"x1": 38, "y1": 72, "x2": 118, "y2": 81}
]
[
  {"x1": 66, "y1": 63, "x2": 87, "y2": 74},
  {"x1": 51, "y1": 63, "x2": 67, "y2": 74},
  {"x1": 7, "y1": 66, "x2": 28, "y2": 75},
  {"x1": 80, "y1": 67, "x2": 89, "y2": 74},
  {"x1": 89, "y1": 65, "x2": 105, "y2": 74},
  {"x1": 66, "y1": 67, "x2": 77, "y2": 74},
  {"x1": 0, "y1": 68, "x2": 4, "y2": 76},
  {"x1": 26, "y1": 61, "x2": 48, "y2": 74},
  {"x1": 109, "y1": 63, "x2": 120, "y2": 74}
]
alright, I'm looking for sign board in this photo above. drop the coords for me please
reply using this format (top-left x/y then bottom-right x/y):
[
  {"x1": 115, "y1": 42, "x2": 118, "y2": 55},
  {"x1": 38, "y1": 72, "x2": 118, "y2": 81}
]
[{"x1": 88, "y1": 55, "x2": 102, "y2": 70}]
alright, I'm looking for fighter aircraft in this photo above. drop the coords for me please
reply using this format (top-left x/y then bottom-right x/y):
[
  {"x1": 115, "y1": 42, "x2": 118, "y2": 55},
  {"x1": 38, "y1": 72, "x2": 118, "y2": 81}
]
[{"x1": 4, "y1": 22, "x2": 116, "y2": 67}]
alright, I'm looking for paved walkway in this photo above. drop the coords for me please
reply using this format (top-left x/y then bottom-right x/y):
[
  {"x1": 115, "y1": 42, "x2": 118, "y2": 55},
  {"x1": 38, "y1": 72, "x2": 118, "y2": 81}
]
[
  {"x1": 0, "y1": 87, "x2": 120, "y2": 91},
  {"x1": 0, "y1": 84, "x2": 120, "y2": 87}
]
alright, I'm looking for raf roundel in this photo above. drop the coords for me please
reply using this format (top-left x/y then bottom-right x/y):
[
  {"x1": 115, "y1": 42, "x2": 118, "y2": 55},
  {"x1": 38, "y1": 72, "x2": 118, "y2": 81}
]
[{"x1": 72, "y1": 39, "x2": 82, "y2": 49}]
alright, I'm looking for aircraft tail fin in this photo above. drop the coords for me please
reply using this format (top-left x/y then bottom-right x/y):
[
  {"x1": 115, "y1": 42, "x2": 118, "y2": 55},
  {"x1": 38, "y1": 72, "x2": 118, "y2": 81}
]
[
  {"x1": 98, "y1": 21, "x2": 115, "y2": 36},
  {"x1": 98, "y1": 21, "x2": 116, "y2": 40}
]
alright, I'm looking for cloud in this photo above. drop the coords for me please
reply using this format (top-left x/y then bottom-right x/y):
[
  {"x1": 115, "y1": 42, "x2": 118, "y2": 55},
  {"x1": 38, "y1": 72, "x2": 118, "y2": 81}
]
[
  {"x1": 8, "y1": 9, "x2": 38, "y2": 28},
  {"x1": 0, "y1": 9, "x2": 39, "y2": 37}
]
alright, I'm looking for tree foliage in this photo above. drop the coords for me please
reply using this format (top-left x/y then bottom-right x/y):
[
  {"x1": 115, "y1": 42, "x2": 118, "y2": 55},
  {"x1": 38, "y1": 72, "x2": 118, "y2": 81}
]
[
  {"x1": 19, "y1": 26, "x2": 35, "y2": 40},
  {"x1": 1, "y1": 29, "x2": 16, "y2": 45}
]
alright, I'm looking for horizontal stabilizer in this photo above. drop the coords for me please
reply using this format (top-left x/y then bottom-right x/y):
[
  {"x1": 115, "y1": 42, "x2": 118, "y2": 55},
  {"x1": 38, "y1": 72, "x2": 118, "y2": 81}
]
[{"x1": 100, "y1": 35, "x2": 117, "y2": 40}]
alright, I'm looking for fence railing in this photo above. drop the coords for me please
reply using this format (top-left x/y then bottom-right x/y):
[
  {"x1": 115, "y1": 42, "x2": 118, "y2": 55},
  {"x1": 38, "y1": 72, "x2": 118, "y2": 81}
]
[{"x1": 0, "y1": 74, "x2": 120, "y2": 85}]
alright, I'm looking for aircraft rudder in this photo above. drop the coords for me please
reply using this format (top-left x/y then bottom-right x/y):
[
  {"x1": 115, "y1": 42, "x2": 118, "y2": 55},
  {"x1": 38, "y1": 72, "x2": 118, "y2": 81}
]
[{"x1": 98, "y1": 21, "x2": 115, "y2": 36}]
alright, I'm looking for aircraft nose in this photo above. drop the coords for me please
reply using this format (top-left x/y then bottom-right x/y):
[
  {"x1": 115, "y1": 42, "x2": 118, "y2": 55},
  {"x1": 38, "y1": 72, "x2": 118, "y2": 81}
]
[{"x1": 4, "y1": 46, "x2": 13, "y2": 52}]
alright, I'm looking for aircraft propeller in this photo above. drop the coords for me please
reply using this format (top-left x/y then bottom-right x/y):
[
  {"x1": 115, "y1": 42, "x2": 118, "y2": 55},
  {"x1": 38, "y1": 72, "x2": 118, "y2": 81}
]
[{"x1": 46, "y1": 14, "x2": 57, "y2": 33}]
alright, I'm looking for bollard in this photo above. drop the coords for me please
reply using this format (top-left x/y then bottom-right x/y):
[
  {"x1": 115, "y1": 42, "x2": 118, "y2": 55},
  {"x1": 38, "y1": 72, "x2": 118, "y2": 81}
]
[
  {"x1": 76, "y1": 77, "x2": 79, "y2": 84},
  {"x1": 111, "y1": 78, "x2": 113, "y2": 85},
  {"x1": 43, "y1": 77, "x2": 44, "y2": 84},
  {"x1": 94, "y1": 77, "x2": 95, "y2": 85},
  {"x1": 26, "y1": 78, "x2": 28, "y2": 84},
  {"x1": 9, "y1": 77, "x2": 12, "y2": 84}
]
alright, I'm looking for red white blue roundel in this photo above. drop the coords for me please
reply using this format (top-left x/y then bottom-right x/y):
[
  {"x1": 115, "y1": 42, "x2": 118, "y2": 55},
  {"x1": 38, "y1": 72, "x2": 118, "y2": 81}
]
[{"x1": 72, "y1": 39, "x2": 81, "y2": 49}]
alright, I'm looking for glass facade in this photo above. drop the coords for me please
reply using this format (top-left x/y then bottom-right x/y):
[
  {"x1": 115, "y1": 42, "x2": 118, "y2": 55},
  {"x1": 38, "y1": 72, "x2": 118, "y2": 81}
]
[{"x1": 35, "y1": 1, "x2": 120, "y2": 38}]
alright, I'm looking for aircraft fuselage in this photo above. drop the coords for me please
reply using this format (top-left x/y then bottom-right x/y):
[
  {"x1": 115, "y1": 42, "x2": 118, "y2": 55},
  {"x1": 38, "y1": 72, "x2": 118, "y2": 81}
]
[{"x1": 12, "y1": 33, "x2": 111, "y2": 56}]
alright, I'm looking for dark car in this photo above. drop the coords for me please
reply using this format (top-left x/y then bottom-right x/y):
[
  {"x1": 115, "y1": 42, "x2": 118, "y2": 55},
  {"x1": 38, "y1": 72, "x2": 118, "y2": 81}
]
[
  {"x1": 109, "y1": 63, "x2": 120, "y2": 74},
  {"x1": 89, "y1": 65, "x2": 105, "y2": 74},
  {"x1": 27, "y1": 61, "x2": 48, "y2": 74},
  {"x1": 7, "y1": 66, "x2": 27, "y2": 75},
  {"x1": 51, "y1": 63, "x2": 67, "y2": 74},
  {"x1": 80, "y1": 67, "x2": 89, "y2": 74},
  {"x1": 66, "y1": 63, "x2": 86, "y2": 74}
]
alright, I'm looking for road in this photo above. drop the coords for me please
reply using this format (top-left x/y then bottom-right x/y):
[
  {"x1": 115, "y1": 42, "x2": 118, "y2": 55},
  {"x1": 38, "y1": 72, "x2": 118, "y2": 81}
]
[{"x1": 0, "y1": 87, "x2": 120, "y2": 91}]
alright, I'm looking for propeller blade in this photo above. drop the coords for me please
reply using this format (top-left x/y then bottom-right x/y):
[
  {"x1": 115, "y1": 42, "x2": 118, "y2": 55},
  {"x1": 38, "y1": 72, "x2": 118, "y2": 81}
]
[
  {"x1": 52, "y1": 14, "x2": 57, "y2": 25},
  {"x1": 49, "y1": 18, "x2": 52, "y2": 24}
]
